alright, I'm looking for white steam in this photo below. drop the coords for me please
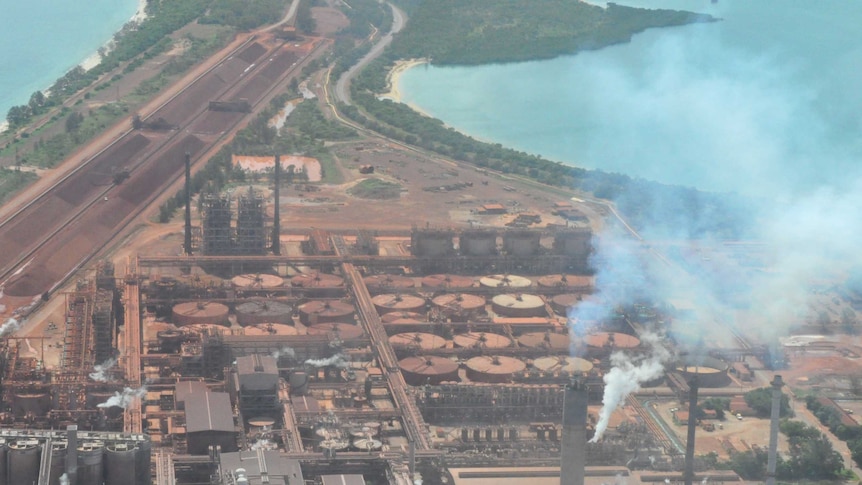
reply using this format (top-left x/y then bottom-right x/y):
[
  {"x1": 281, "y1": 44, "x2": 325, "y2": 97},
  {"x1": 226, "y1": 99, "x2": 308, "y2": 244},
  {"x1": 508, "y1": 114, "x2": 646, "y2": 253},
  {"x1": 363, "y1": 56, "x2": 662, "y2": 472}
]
[
  {"x1": 89, "y1": 358, "x2": 117, "y2": 382},
  {"x1": 59, "y1": 473, "x2": 70, "y2": 485},
  {"x1": 305, "y1": 354, "x2": 349, "y2": 368},
  {"x1": 97, "y1": 386, "x2": 146, "y2": 409},
  {"x1": 590, "y1": 333, "x2": 671, "y2": 442},
  {"x1": 272, "y1": 346, "x2": 296, "y2": 360},
  {"x1": 0, "y1": 318, "x2": 20, "y2": 337}
]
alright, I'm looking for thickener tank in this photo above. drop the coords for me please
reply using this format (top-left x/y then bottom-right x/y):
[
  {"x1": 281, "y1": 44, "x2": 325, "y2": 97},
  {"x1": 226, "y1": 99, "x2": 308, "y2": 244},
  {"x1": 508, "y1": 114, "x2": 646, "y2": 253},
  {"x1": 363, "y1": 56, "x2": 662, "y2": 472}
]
[
  {"x1": 380, "y1": 311, "x2": 425, "y2": 323},
  {"x1": 235, "y1": 300, "x2": 293, "y2": 325},
  {"x1": 231, "y1": 274, "x2": 284, "y2": 290},
  {"x1": 298, "y1": 300, "x2": 355, "y2": 325},
  {"x1": 465, "y1": 356, "x2": 526, "y2": 383},
  {"x1": 585, "y1": 332, "x2": 640, "y2": 355},
  {"x1": 388, "y1": 332, "x2": 447, "y2": 350},
  {"x1": 290, "y1": 272, "x2": 344, "y2": 297},
  {"x1": 372, "y1": 294, "x2": 426, "y2": 315},
  {"x1": 8, "y1": 440, "x2": 40, "y2": 485},
  {"x1": 172, "y1": 301, "x2": 230, "y2": 326},
  {"x1": 537, "y1": 274, "x2": 593, "y2": 291},
  {"x1": 399, "y1": 356, "x2": 459, "y2": 385},
  {"x1": 491, "y1": 294, "x2": 546, "y2": 318},
  {"x1": 105, "y1": 443, "x2": 137, "y2": 485},
  {"x1": 479, "y1": 274, "x2": 531, "y2": 290},
  {"x1": 675, "y1": 356, "x2": 731, "y2": 387},
  {"x1": 363, "y1": 275, "x2": 415, "y2": 293},
  {"x1": 431, "y1": 293, "x2": 486, "y2": 320},
  {"x1": 517, "y1": 331, "x2": 572, "y2": 351},
  {"x1": 550, "y1": 294, "x2": 581, "y2": 316},
  {"x1": 533, "y1": 356, "x2": 594, "y2": 375},
  {"x1": 453, "y1": 332, "x2": 512, "y2": 349},
  {"x1": 307, "y1": 323, "x2": 364, "y2": 340},
  {"x1": 420, "y1": 274, "x2": 474, "y2": 289},
  {"x1": 77, "y1": 441, "x2": 105, "y2": 485}
]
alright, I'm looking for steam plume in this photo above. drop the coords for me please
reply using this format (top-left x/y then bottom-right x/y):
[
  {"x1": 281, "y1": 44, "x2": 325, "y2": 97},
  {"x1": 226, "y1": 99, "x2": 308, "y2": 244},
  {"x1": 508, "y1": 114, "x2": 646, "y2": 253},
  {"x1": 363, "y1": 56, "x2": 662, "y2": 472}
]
[
  {"x1": 305, "y1": 354, "x2": 349, "y2": 368},
  {"x1": 89, "y1": 358, "x2": 117, "y2": 382},
  {"x1": 97, "y1": 386, "x2": 146, "y2": 409},
  {"x1": 272, "y1": 346, "x2": 296, "y2": 360},
  {"x1": 59, "y1": 474, "x2": 70, "y2": 485},
  {"x1": 0, "y1": 318, "x2": 20, "y2": 337}
]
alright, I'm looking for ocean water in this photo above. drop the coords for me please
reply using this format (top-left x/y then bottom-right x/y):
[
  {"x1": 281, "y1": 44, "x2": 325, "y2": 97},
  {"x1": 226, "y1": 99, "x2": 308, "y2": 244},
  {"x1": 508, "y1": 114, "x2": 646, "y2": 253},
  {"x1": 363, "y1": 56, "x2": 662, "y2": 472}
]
[
  {"x1": 0, "y1": 0, "x2": 138, "y2": 119},
  {"x1": 398, "y1": 0, "x2": 862, "y2": 197}
]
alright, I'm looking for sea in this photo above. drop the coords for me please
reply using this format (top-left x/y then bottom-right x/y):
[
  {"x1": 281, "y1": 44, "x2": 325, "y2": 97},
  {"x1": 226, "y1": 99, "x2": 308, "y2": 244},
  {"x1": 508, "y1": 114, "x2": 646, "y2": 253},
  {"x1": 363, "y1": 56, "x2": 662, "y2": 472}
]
[
  {"x1": 0, "y1": 0, "x2": 138, "y2": 122},
  {"x1": 397, "y1": 0, "x2": 862, "y2": 197}
]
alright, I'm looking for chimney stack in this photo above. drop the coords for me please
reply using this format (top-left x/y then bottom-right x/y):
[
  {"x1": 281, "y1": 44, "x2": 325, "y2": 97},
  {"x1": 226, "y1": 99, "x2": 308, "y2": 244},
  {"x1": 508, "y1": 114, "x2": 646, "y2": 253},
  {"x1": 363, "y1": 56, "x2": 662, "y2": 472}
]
[
  {"x1": 683, "y1": 376, "x2": 699, "y2": 485},
  {"x1": 561, "y1": 379, "x2": 587, "y2": 485},
  {"x1": 184, "y1": 152, "x2": 192, "y2": 255},
  {"x1": 272, "y1": 154, "x2": 281, "y2": 255},
  {"x1": 766, "y1": 375, "x2": 784, "y2": 485},
  {"x1": 65, "y1": 424, "x2": 78, "y2": 484}
]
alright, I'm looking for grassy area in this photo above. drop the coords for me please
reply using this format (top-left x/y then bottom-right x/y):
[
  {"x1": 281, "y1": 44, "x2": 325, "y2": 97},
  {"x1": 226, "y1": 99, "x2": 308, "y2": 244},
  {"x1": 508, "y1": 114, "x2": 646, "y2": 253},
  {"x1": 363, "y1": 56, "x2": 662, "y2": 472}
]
[
  {"x1": 348, "y1": 178, "x2": 402, "y2": 199},
  {"x1": 0, "y1": 168, "x2": 38, "y2": 204}
]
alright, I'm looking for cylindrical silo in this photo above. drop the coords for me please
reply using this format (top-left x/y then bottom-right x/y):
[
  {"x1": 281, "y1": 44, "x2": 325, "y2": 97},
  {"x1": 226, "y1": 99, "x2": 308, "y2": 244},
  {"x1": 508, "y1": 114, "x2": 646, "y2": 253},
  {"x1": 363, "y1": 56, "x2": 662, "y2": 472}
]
[
  {"x1": 306, "y1": 323, "x2": 364, "y2": 340},
  {"x1": 363, "y1": 275, "x2": 415, "y2": 293},
  {"x1": 105, "y1": 443, "x2": 137, "y2": 485},
  {"x1": 465, "y1": 356, "x2": 526, "y2": 383},
  {"x1": 298, "y1": 301, "x2": 355, "y2": 325},
  {"x1": 231, "y1": 273, "x2": 284, "y2": 290},
  {"x1": 77, "y1": 441, "x2": 105, "y2": 485},
  {"x1": 171, "y1": 301, "x2": 230, "y2": 326},
  {"x1": 491, "y1": 294, "x2": 546, "y2": 318},
  {"x1": 675, "y1": 356, "x2": 731, "y2": 388},
  {"x1": 453, "y1": 332, "x2": 512, "y2": 349},
  {"x1": 136, "y1": 438, "x2": 151, "y2": 485},
  {"x1": 372, "y1": 294, "x2": 425, "y2": 315},
  {"x1": 431, "y1": 293, "x2": 486, "y2": 320},
  {"x1": 0, "y1": 441, "x2": 7, "y2": 485},
  {"x1": 479, "y1": 274, "x2": 531, "y2": 290},
  {"x1": 399, "y1": 356, "x2": 459, "y2": 385},
  {"x1": 388, "y1": 332, "x2": 447, "y2": 350},
  {"x1": 8, "y1": 441, "x2": 40, "y2": 485},
  {"x1": 49, "y1": 441, "x2": 67, "y2": 485},
  {"x1": 290, "y1": 272, "x2": 344, "y2": 297},
  {"x1": 420, "y1": 274, "x2": 474, "y2": 289},
  {"x1": 235, "y1": 300, "x2": 292, "y2": 326}
]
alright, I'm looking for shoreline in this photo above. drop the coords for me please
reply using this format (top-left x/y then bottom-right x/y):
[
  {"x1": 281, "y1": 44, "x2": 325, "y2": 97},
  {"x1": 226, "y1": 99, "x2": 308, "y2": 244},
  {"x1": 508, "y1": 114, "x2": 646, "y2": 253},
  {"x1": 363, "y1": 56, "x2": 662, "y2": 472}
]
[{"x1": 377, "y1": 58, "x2": 428, "y2": 103}]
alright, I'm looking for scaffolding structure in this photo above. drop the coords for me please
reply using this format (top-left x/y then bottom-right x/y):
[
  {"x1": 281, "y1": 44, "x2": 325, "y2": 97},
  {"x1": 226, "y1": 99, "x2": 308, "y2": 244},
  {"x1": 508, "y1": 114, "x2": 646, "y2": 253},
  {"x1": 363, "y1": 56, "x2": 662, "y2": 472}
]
[
  {"x1": 417, "y1": 384, "x2": 565, "y2": 424},
  {"x1": 201, "y1": 193, "x2": 233, "y2": 255},
  {"x1": 236, "y1": 187, "x2": 266, "y2": 255}
]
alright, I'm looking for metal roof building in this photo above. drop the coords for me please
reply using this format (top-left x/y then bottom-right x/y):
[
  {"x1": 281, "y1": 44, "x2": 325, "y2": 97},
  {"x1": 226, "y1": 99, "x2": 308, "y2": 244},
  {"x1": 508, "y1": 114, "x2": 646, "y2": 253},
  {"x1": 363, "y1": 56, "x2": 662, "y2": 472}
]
[
  {"x1": 185, "y1": 390, "x2": 237, "y2": 454},
  {"x1": 219, "y1": 449, "x2": 304, "y2": 485},
  {"x1": 321, "y1": 475, "x2": 367, "y2": 485}
]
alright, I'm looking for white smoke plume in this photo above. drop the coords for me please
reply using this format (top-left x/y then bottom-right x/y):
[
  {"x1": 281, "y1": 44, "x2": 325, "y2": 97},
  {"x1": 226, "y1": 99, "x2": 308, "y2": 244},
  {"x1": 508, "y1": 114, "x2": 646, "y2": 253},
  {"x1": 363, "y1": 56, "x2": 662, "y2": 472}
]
[
  {"x1": 590, "y1": 333, "x2": 671, "y2": 442},
  {"x1": 97, "y1": 386, "x2": 146, "y2": 409},
  {"x1": 305, "y1": 354, "x2": 349, "y2": 368},
  {"x1": 0, "y1": 318, "x2": 20, "y2": 337},
  {"x1": 89, "y1": 358, "x2": 117, "y2": 382},
  {"x1": 59, "y1": 473, "x2": 69, "y2": 485},
  {"x1": 271, "y1": 346, "x2": 296, "y2": 360}
]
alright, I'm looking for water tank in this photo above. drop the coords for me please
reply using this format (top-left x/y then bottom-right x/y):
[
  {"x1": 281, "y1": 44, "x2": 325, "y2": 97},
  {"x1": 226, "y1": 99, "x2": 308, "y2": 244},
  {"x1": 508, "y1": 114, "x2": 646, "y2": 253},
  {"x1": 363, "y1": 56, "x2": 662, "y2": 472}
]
[
  {"x1": 77, "y1": 441, "x2": 105, "y2": 485},
  {"x1": 307, "y1": 323, "x2": 364, "y2": 340},
  {"x1": 491, "y1": 294, "x2": 546, "y2": 317},
  {"x1": 388, "y1": 332, "x2": 447, "y2": 350},
  {"x1": 452, "y1": 332, "x2": 512, "y2": 349},
  {"x1": 431, "y1": 293, "x2": 486, "y2": 320},
  {"x1": 399, "y1": 356, "x2": 459, "y2": 385},
  {"x1": 290, "y1": 272, "x2": 344, "y2": 297},
  {"x1": 298, "y1": 300, "x2": 355, "y2": 325},
  {"x1": 172, "y1": 301, "x2": 230, "y2": 326},
  {"x1": 372, "y1": 294, "x2": 425, "y2": 315},
  {"x1": 420, "y1": 274, "x2": 474, "y2": 289},
  {"x1": 105, "y1": 443, "x2": 137, "y2": 485},
  {"x1": 479, "y1": 274, "x2": 531, "y2": 290},
  {"x1": 465, "y1": 356, "x2": 526, "y2": 383},
  {"x1": 363, "y1": 275, "x2": 415, "y2": 293},
  {"x1": 235, "y1": 300, "x2": 292, "y2": 325},
  {"x1": 459, "y1": 230, "x2": 497, "y2": 256},
  {"x1": 8, "y1": 441, "x2": 40, "y2": 485},
  {"x1": 231, "y1": 273, "x2": 284, "y2": 290},
  {"x1": 243, "y1": 323, "x2": 298, "y2": 336}
]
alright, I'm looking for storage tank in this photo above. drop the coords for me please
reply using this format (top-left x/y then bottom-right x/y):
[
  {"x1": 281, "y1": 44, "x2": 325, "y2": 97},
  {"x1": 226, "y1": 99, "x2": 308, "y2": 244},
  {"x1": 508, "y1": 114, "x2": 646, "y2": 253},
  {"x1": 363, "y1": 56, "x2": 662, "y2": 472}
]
[
  {"x1": 550, "y1": 293, "x2": 582, "y2": 315},
  {"x1": 533, "y1": 356, "x2": 594, "y2": 375},
  {"x1": 480, "y1": 274, "x2": 532, "y2": 289},
  {"x1": 585, "y1": 332, "x2": 641, "y2": 353},
  {"x1": 298, "y1": 300, "x2": 355, "y2": 325},
  {"x1": 352, "y1": 438, "x2": 383, "y2": 452},
  {"x1": 0, "y1": 441, "x2": 7, "y2": 485},
  {"x1": 307, "y1": 323, "x2": 364, "y2": 340},
  {"x1": 49, "y1": 441, "x2": 67, "y2": 485},
  {"x1": 8, "y1": 440, "x2": 40, "y2": 485},
  {"x1": 319, "y1": 439, "x2": 350, "y2": 453},
  {"x1": 420, "y1": 274, "x2": 474, "y2": 289},
  {"x1": 289, "y1": 371, "x2": 310, "y2": 396},
  {"x1": 465, "y1": 356, "x2": 526, "y2": 383},
  {"x1": 453, "y1": 332, "x2": 512, "y2": 349},
  {"x1": 380, "y1": 311, "x2": 425, "y2": 323},
  {"x1": 235, "y1": 300, "x2": 293, "y2": 326},
  {"x1": 290, "y1": 272, "x2": 344, "y2": 297},
  {"x1": 157, "y1": 329, "x2": 187, "y2": 353},
  {"x1": 431, "y1": 293, "x2": 486, "y2": 319},
  {"x1": 363, "y1": 275, "x2": 415, "y2": 293},
  {"x1": 12, "y1": 392, "x2": 51, "y2": 417},
  {"x1": 105, "y1": 443, "x2": 137, "y2": 485},
  {"x1": 537, "y1": 274, "x2": 593, "y2": 291},
  {"x1": 372, "y1": 294, "x2": 425, "y2": 315},
  {"x1": 243, "y1": 323, "x2": 298, "y2": 336},
  {"x1": 502, "y1": 230, "x2": 541, "y2": 256},
  {"x1": 399, "y1": 356, "x2": 459, "y2": 385},
  {"x1": 172, "y1": 301, "x2": 230, "y2": 326},
  {"x1": 231, "y1": 274, "x2": 284, "y2": 290},
  {"x1": 675, "y1": 356, "x2": 731, "y2": 387},
  {"x1": 388, "y1": 332, "x2": 447, "y2": 350},
  {"x1": 459, "y1": 230, "x2": 498, "y2": 256},
  {"x1": 491, "y1": 294, "x2": 546, "y2": 318},
  {"x1": 77, "y1": 441, "x2": 105, "y2": 485},
  {"x1": 136, "y1": 438, "x2": 152, "y2": 485},
  {"x1": 517, "y1": 331, "x2": 572, "y2": 351}
]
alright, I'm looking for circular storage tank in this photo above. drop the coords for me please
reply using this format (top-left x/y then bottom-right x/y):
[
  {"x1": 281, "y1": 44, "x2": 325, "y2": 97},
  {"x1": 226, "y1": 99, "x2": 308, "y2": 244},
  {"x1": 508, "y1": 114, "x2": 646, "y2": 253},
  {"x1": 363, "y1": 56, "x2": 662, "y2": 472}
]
[
  {"x1": 380, "y1": 311, "x2": 425, "y2": 323},
  {"x1": 298, "y1": 300, "x2": 355, "y2": 325},
  {"x1": 8, "y1": 441, "x2": 40, "y2": 485},
  {"x1": 479, "y1": 274, "x2": 531, "y2": 289},
  {"x1": 248, "y1": 416, "x2": 276, "y2": 429},
  {"x1": 465, "y1": 356, "x2": 526, "y2": 383},
  {"x1": 364, "y1": 275, "x2": 415, "y2": 293},
  {"x1": 537, "y1": 274, "x2": 593, "y2": 290},
  {"x1": 319, "y1": 439, "x2": 349, "y2": 452},
  {"x1": 307, "y1": 323, "x2": 364, "y2": 340},
  {"x1": 172, "y1": 301, "x2": 230, "y2": 326},
  {"x1": 231, "y1": 274, "x2": 284, "y2": 290},
  {"x1": 372, "y1": 294, "x2": 426, "y2": 315},
  {"x1": 550, "y1": 294, "x2": 582, "y2": 315},
  {"x1": 585, "y1": 332, "x2": 641, "y2": 352},
  {"x1": 291, "y1": 272, "x2": 344, "y2": 297},
  {"x1": 235, "y1": 300, "x2": 293, "y2": 326},
  {"x1": 453, "y1": 332, "x2": 512, "y2": 349},
  {"x1": 533, "y1": 356, "x2": 594, "y2": 375},
  {"x1": 12, "y1": 392, "x2": 51, "y2": 417},
  {"x1": 244, "y1": 323, "x2": 298, "y2": 336},
  {"x1": 105, "y1": 443, "x2": 137, "y2": 485},
  {"x1": 157, "y1": 330, "x2": 186, "y2": 353},
  {"x1": 389, "y1": 332, "x2": 447, "y2": 350},
  {"x1": 431, "y1": 293, "x2": 486, "y2": 319},
  {"x1": 675, "y1": 356, "x2": 732, "y2": 387},
  {"x1": 352, "y1": 438, "x2": 383, "y2": 451},
  {"x1": 78, "y1": 441, "x2": 105, "y2": 485},
  {"x1": 491, "y1": 294, "x2": 546, "y2": 318},
  {"x1": 399, "y1": 356, "x2": 459, "y2": 385},
  {"x1": 518, "y1": 331, "x2": 572, "y2": 351},
  {"x1": 420, "y1": 274, "x2": 474, "y2": 289}
]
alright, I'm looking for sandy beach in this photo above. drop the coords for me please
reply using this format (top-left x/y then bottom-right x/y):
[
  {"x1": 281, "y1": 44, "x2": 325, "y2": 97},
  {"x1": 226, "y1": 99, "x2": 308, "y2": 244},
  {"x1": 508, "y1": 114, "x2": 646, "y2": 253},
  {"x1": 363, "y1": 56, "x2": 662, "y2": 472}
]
[
  {"x1": 377, "y1": 58, "x2": 427, "y2": 102},
  {"x1": 80, "y1": 0, "x2": 149, "y2": 72}
]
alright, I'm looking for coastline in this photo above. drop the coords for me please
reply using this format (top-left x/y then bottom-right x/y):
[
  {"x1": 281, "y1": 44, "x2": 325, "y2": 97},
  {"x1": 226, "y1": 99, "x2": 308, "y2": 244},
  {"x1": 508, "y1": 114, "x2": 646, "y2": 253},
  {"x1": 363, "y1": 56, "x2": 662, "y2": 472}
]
[
  {"x1": 377, "y1": 58, "x2": 427, "y2": 103},
  {"x1": 80, "y1": 0, "x2": 149, "y2": 72}
]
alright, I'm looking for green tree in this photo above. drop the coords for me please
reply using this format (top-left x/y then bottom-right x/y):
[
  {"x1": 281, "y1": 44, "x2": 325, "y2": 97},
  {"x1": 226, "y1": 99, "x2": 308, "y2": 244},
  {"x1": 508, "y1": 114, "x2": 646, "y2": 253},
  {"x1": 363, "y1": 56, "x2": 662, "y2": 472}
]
[{"x1": 744, "y1": 388, "x2": 792, "y2": 418}]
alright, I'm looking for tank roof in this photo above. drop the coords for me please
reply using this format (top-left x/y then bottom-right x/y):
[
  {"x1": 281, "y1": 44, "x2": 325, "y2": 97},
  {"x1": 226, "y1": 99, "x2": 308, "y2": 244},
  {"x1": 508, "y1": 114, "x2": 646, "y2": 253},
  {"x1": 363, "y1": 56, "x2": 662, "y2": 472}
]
[
  {"x1": 398, "y1": 356, "x2": 459, "y2": 375},
  {"x1": 584, "y1": 332, "x2": 641, "y2": 349},
  {"x1": 533, "y1": 356, "x2": 593, "y2": 374},
  {"x1": 388, "y1": 332, "x2": 447, "y2": 349},
  {"x1": 479, "y1": 274, "x2": 532, "y2": 288},
  {"x1": 453, "y1": 332, "x2": 512, "y2": 349},
  {"x1": 465, "y1": 355, "x2": 526, "y2": 374},
  {"x1": 517, "y1": 332, "x2": 571, "y2": 350},
  {"x1": 231, "y1": 273, "x2": 284, "y2": 289}
]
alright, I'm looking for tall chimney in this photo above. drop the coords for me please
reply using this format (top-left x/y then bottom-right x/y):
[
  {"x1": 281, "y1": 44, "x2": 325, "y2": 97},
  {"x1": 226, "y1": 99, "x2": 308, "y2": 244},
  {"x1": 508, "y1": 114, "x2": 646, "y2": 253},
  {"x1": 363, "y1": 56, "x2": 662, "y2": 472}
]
[
  {"x1": 683, "y1": 376, "x2": 699, "y2": 485},
  {"x1": 561, "y1": 379, "x2": 587, "y2": 485},
  {"x1": 184, "y1": 152, "x2": 192, "y2": 255},
  {"x1": 766, "y1": 375, "x2": 784, "y2": 485},
  {"x1": 272, "y1": 154, "x2": 281, "y2": 255},
  {"x1": 65, "y1": 424, "x2": 78, "y2": 483}
]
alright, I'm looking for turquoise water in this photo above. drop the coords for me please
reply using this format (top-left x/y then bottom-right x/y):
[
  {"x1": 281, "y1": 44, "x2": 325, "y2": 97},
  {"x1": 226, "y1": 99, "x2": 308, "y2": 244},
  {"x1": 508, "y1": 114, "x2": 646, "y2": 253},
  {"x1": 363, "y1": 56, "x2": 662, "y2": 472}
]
[
  {"x1": 0, "y1": 0, "x2": 138, "y2": 120},
  {"x1": 398, "y1": 0, "x2": 862, "y2": 196}
]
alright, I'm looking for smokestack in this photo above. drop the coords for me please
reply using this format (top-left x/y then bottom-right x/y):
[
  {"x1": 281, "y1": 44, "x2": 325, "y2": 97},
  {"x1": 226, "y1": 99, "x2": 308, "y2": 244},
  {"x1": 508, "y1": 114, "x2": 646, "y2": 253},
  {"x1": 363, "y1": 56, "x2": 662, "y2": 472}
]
[
  {"x1": 766, "y1": 375, "x2": 784, "y2": 485},
  {"x1": 272, "y1": 154, "x2": 281, "y2": 255},
  {"x1": 184, "y1": 152, "x2": 192, "y2": 255},
  {"x1": 683, "y1": 376, "x2": 699, "y2": 485},
  {"x1": 561, "y1": 379, "x2": 587, "y2": 485},
  {"x1": 65, "y1": 424, "x2": 78, "y2": 483}
]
